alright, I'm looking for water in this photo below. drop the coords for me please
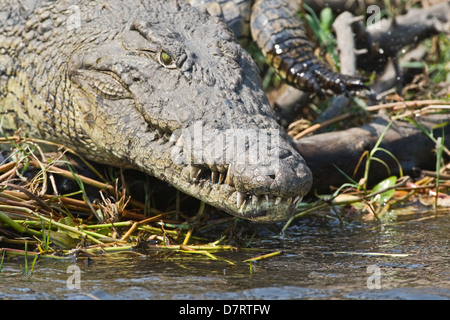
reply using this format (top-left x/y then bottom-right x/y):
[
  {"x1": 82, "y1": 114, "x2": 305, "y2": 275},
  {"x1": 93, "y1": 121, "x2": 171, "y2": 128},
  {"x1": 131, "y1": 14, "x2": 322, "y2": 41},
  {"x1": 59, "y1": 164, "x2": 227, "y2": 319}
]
[{"x1": 0, "y1": 211, "x2": 449, "y2": 300}]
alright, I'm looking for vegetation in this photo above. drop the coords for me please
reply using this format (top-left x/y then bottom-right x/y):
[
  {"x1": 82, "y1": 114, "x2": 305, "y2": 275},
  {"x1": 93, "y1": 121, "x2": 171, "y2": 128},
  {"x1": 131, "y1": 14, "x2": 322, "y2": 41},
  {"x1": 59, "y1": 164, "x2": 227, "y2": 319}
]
[
  {"x1": 279, "y1": 2, "x2": 449, "y2": 230},
  {"x1": 0, "y1": 136, "x2": 285, "y2": 272},
  {"x1": 0, "y1": 1, "x2": 449, "y2": 272}
]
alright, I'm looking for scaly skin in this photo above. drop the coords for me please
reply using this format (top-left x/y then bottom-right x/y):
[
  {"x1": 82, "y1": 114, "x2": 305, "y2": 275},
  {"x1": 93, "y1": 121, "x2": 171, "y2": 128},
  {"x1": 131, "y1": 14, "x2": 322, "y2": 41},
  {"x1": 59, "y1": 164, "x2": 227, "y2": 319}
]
[
  {"x1": 251, "y1": 0, "x2": 367, "y2": 95},
  {"x1": 190, "y1": 0, "x2": 368, "y2": 95},
  {"x1": 0, "y1": 0, "x2": 313, "y2": 222}
]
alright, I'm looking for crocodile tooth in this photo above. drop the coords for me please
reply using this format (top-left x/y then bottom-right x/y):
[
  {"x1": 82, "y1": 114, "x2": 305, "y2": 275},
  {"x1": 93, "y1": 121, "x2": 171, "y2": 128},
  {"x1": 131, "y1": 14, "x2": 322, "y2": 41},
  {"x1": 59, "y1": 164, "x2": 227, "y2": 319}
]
[
  {"x1": 293, "y1": 196, "x2": 302, "y2": 206},
  {"x1": 211, "y1": 171, "x2": 218, "y2": 183},
  {"x1": 169, "y1": 130, "x2": 180, "y2": 143},
  {"x1": 252, "y1": 195, "x2": 258, "y2": 206},
  {"x1": 286, "y1": 197, "x2": 292, "y2": 205},
  {"x1": 190, "y1": 166, "x2": 201, "y2": 181},
  {"x1": 225, "y1": 172, "x2": 234, "y2": 187},
  {"x1": 218, "y1": 172, "x2": 225, "y2": 184},
  {"x1": 237, "y1": 191, "x2": 245, "y2": 208},
  {"x1": 164, "y1": 132, "x2": 172, "y2": 140},
  {"x1": 275, "y1": 197, "x2": 282, "y2": 205},
  {"x1": 265, "y1": 195, "x2": 269, "y2": 203}
]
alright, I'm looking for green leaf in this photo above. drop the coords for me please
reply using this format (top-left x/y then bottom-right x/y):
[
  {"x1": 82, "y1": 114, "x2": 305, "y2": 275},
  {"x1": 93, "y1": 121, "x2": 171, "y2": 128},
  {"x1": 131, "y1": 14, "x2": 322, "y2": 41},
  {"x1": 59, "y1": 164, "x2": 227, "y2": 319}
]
[
  {"x1": 57, "y1": 216, "x2": 82, "y2": 240},
  {"x1": 44, "y1": 229, "x2": 79, "y2": 249},
  {"x1": 399, "y1": 61, "x2": 426, "y2": 69},
  {"x1": 320, "y1": 7, "x2": 333, "y2": 32},
  {"x1": 375, "y1": 148, "x2": 404, "y2": 177},
  {"x1": 371, "y1": 176, "x2": 397, "y2": 204},
  {"x1": 369, "y1": 156, "x2": 392, "y2": 176}
]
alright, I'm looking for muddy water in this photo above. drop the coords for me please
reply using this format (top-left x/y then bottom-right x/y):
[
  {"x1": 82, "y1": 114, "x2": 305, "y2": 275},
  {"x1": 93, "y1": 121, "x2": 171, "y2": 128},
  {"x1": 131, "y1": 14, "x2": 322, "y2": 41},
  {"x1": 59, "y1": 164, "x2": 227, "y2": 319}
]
[{"x1": 0, "y1": 211, "x2": 449, "y2": 300}]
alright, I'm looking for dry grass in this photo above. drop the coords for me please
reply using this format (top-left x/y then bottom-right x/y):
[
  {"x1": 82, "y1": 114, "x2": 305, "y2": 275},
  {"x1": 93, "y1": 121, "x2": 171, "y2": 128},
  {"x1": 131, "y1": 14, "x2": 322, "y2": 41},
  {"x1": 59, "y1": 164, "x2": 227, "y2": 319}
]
[{"x1": 0, "y1": 136, "x2": 244, "y2": 265}]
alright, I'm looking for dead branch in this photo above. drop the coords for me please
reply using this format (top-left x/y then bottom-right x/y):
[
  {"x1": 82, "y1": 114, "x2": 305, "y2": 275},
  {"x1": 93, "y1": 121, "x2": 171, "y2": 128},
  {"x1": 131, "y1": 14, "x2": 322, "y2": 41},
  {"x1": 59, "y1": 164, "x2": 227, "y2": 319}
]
[
  {"x1": 273, "y1": 86, "x2": 311, "y2": 128},
  {"x1": 294, "y1": 113, "x2": 450, "y2": 193},
  {"x1": 315, "y1": 11, "x2": 363, "y2": 124},
  {"x1": 333, "y1": 11, "x2": 362, "y2": 75},
  {"x1": 353, "y1": 1, "x2": 450, "y2": 72}
]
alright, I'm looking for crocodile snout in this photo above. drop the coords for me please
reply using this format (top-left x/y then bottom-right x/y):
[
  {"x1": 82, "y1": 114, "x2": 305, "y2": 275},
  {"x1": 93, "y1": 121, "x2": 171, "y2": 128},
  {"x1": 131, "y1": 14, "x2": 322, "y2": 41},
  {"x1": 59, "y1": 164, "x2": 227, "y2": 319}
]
[{"x1": 172, "y1": 119, "x2": 312, "y2": 221}]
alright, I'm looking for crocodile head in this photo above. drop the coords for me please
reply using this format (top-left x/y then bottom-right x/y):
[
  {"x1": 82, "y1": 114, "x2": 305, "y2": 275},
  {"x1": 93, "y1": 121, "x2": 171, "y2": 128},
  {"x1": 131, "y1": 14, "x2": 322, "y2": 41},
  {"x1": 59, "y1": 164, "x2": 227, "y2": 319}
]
[{"x1": 64, "y1": 0, "x2": 312, "y2": 222}]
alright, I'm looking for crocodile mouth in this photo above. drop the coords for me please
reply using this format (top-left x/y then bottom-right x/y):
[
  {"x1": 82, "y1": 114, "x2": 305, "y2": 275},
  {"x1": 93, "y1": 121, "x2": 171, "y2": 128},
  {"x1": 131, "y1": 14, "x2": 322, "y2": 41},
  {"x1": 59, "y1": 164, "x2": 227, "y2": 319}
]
[
  {"x1": 184, "y1": 163, "x2": 303, "y2": 213},
  {"x1": 156, "y1": 129, "x2": 306, "y2": 222}
]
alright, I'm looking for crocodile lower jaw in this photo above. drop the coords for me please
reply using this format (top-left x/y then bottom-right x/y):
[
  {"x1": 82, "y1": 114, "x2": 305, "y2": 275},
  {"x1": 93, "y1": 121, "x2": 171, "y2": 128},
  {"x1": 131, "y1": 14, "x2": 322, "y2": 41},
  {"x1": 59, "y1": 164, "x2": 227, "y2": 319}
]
[
  {"x1": 176, "y1": 164, "x2": 303, "y2": 222},
  {"x1": 135, "y1": 127, "x2": 306, "y2": 222}
]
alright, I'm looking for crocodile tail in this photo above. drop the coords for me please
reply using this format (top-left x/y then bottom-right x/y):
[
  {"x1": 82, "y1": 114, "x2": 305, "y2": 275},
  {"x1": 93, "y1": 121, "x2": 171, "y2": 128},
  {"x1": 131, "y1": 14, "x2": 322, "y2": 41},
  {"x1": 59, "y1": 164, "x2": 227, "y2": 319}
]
[{"x1": 250, "y1": 0, "x2": 368, "y2": 95}]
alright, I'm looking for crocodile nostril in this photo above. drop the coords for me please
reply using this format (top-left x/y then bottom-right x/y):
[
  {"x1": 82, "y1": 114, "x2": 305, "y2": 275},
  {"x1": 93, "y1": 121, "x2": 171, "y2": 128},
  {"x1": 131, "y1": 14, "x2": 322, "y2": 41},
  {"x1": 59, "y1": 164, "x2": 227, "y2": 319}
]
[
  {"x1": 269, "y1": 174, "x2": 275, "y2": 180},
  {"x1": 279, "y1": 149, "x2": 291, "y2": 159}
]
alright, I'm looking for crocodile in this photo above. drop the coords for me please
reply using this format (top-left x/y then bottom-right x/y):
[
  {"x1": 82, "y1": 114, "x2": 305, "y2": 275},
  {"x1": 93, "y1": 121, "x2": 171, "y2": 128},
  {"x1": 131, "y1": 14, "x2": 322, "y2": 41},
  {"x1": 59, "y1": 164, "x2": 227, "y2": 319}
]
[
  {"x1": 193, "y1": 0, "x2": 367, "y2": 95},
  {"x1": 0, "y1": 0, "x2": 366, "y2": 222}
]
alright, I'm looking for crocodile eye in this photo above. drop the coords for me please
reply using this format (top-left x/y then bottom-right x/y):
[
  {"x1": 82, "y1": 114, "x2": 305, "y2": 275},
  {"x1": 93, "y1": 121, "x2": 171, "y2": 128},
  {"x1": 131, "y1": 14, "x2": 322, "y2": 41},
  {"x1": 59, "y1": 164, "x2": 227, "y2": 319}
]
[
  {"x1": 159, "y1": 51, "x2": 172, "y2": 64},
  {"x1": 158, "y1": 50, "x2": 176, "y2": 69}
]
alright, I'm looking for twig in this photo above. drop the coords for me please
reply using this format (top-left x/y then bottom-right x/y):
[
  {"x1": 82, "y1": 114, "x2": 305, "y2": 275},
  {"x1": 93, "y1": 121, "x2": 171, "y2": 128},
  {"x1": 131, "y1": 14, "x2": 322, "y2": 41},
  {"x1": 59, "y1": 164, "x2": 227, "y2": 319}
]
[
  {"x1": 120, "y1": 221, "x2": 139, "y2": 241},
  {"x1": 422, "y1": 170, "x2": 450, "y2": 180},
  {"x1": 0, "y1": 248, "x2": 70, "y2": 260},
  {"x1": 333, "y1": 11, "x2": 360, "y2": 75},
  {"x1": 294, "y1": 112, "x2": 353, "y2": 139},
  {"x1": 0, "y1": 162, "x2": 17, "y2": 174},
  {"x1": 331, "y1": 251, "x2": 410, "y2": 257},
  {"x1": 1, "y1": 182, "x2": 55, "y2": 215},
  {"x1": 242, "y1": 251, "x2": 282, "y2": 262},
  {"x1": 182, "y1": 201, "x2": 205, "y2": 245},
  {"x1": 28, "y1": 160, "x2": 115, "y2": 194},
  {"x1": 293, "y1": 99, "x2": 446, "y2": 139},
  {"x1": 146, "y1": 244, "x2": 237, "y2": 251}
]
